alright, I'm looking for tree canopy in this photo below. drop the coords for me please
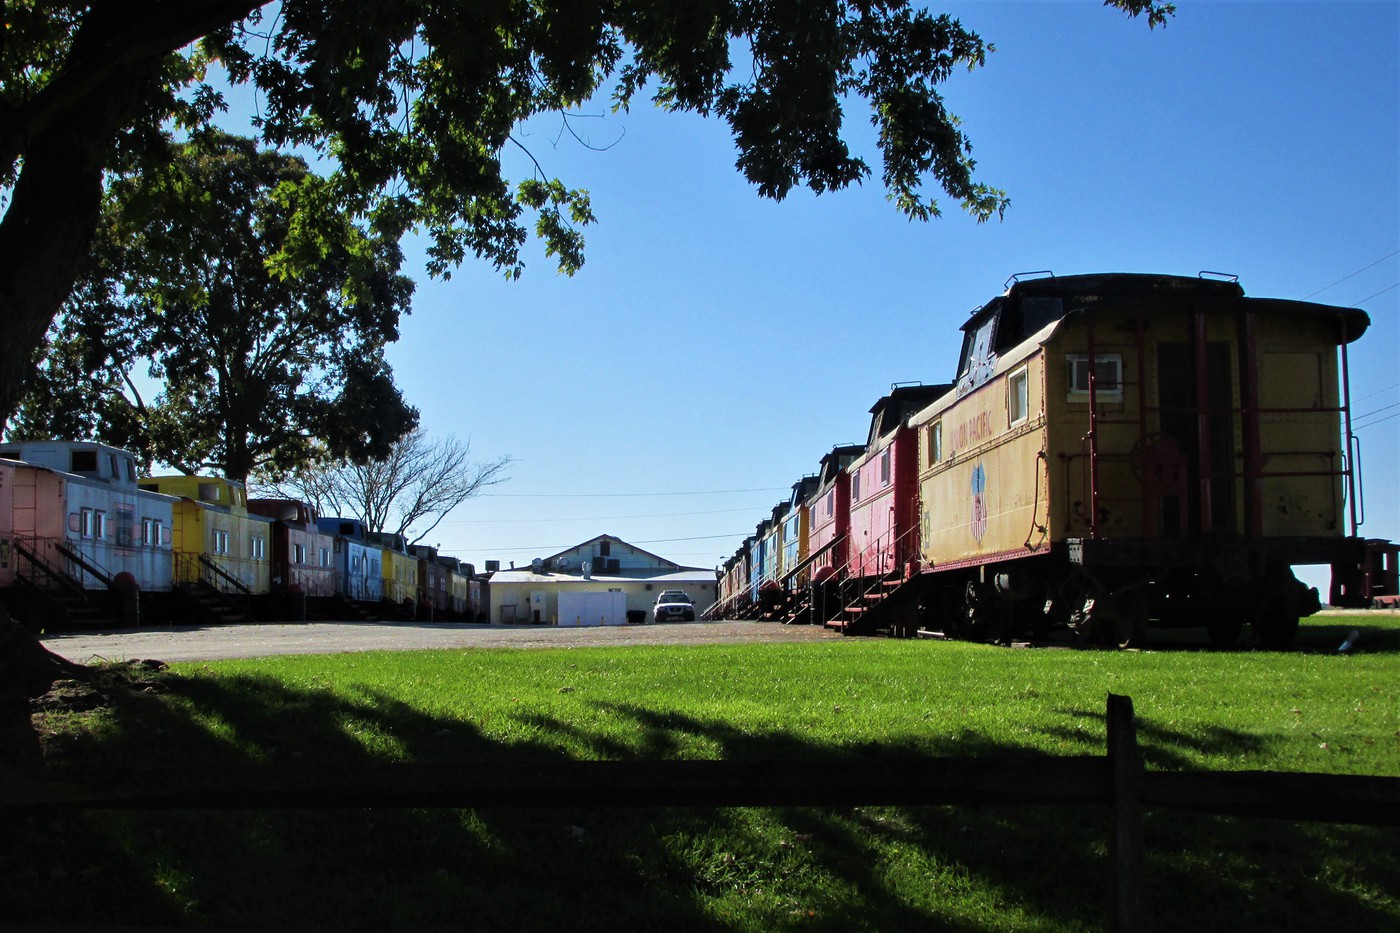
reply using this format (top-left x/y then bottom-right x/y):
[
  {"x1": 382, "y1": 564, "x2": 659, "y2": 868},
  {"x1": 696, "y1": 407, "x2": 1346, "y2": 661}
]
[
  {"x1": 10, "y1": 131, "x2": 418, "y2": 483},
  {"x1": 0, "y1": 0, "x2": 1173, "y2": 427}
]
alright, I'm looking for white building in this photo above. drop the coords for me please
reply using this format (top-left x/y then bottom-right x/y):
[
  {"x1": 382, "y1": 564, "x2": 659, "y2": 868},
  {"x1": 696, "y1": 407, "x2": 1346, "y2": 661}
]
[{"x1": 486, "y1": 534, "x2": 718, "y2": 625}]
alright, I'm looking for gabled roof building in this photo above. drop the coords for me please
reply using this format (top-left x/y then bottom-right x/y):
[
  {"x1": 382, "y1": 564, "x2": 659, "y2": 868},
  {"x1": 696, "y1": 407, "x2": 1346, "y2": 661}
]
[{"x1": 485, "y1": 534, "x2": 717, "y2": 625}]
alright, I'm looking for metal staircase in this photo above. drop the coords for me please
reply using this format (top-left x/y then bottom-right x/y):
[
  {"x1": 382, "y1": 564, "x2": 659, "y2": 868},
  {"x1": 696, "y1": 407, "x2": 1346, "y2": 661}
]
[
  {"x1": 823, "y1": 526, "x2": 922, "y2": 637},
  {"x1": 7, "y1": 536, "x2": 120, "y2": 629}
]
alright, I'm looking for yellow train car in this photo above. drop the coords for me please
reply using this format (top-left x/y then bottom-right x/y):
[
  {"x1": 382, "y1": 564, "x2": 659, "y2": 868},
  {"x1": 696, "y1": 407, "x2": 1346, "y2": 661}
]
[
  {"x1": 371, "y1": 532, "x2": 418, "y2": 610},
  {"x1": 138, "y1": 474, "x2": 272, "y2": 597},
  {"x1": 910, "y1": 273, "x2": 1370, "y2": 648}
]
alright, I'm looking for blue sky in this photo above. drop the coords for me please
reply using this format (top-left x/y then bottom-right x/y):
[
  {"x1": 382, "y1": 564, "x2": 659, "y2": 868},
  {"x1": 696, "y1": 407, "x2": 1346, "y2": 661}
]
[{"x1": 223, "y1": 2, "x2": 1400, "y2": 585}]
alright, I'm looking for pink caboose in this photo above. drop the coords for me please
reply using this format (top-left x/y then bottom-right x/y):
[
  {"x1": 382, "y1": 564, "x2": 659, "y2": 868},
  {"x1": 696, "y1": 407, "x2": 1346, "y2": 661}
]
[{"x1": 843, "y1": 386, "x2": 950, "y2": 584}]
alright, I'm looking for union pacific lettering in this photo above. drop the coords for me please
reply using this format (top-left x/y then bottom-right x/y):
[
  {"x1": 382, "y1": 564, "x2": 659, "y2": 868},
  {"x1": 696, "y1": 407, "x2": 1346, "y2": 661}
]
[{"x1": 948, "y1": 410, "x2": 996, "y2": 457}]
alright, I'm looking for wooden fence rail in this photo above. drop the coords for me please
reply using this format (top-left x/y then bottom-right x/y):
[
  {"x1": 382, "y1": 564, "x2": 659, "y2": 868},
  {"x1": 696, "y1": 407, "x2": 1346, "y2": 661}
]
[{"x1": 4, "y1": 694, "x2": 1398, "y2": 933}]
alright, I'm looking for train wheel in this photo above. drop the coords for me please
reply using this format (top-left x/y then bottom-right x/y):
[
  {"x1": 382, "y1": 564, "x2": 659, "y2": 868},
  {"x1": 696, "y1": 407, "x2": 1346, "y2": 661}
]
[
  {"x1": 1109, "y1": 614, "x2": 1145, "y2": 649},
  {"x1": 1109, "y1": 588, "x2": 1149, "y2": 650},
  {"x1": 1253, "y1": 562, "x2": 1302, "y2": 650},
  {"x1": 958, "y1": 580, "x2": 993, "y2": 642},
  {"x1": 1206, "y1": 618, "x2": 1244, "y2": 647}
]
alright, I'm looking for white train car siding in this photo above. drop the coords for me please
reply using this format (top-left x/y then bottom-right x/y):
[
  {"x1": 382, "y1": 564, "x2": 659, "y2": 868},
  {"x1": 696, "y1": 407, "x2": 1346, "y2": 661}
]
[
  {"x1": 0, "y1": 450, "x2": 176, "y2": 593},
  {"x1": 62, "y1": 473, "x2": 176, "y2": 592},
  {"x1": 344, "y1": 539, "x2": 383, "y2": 602}
]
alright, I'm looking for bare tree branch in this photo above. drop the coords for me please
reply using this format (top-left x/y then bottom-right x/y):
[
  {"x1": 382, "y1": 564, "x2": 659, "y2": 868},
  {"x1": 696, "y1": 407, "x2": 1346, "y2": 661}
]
[{"x1": 251, "y1": 429, "x2": 511, "y2": 542}]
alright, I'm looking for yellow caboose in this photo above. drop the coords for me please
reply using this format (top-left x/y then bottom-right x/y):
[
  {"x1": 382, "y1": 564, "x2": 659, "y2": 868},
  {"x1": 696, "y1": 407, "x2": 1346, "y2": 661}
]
[
  {"x1": 138, "y1": 474, "x2": 272, "y2": 599},
  {"x1": 911, "y1": 273, "x2": 1369, "y2": 648}
]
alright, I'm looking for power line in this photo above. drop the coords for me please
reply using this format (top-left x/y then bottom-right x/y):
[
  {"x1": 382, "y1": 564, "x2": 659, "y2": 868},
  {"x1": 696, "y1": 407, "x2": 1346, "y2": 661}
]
[
  {"x1": 1354, "y1": 410, "x2": 1400, "y2": 432},
  {"x1": 1350, "y1": 282, "x2": 1398, "y2": 306},
  {"x1": 442, "y1": 506, "x2": 767, "y2": 524},
  {"x1": 1354, "y1": 382, "x2": 1400, "y2": 403},
  {"x1": 1354, "y1": 401, "x2": 1400, "y2": 421},
  {"x1": 480, "y1": 487, "x2": 790, "y2": 498},
  {"x1": 444, "y1": 532, "x2": 747, "y2": 555},
  {"x1": 1304, "y1": 250, "x2": 1399, "y2": 299}
]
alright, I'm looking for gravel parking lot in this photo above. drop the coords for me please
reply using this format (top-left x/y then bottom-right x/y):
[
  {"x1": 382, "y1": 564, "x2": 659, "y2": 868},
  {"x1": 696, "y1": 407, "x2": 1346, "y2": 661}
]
[{"x1": 40, "y1": 619, "x2": 836, "y2": 664}]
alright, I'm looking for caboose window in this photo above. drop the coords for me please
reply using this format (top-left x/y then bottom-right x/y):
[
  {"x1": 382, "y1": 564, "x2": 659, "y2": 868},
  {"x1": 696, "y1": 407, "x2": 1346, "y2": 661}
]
[
  {"x1": 293, "y1": 543, "x2": 306, "y2": 564},
  {"x1": 213, "y1": 529, "x2": 230, "y2": 555},
  {"x1": 1008, "y1": 367, "x2": 1030, "y2": 426},
  {"x1": 88, "y1": 511, "x2": 106, "y2": 539},
  {"x1": 1067, "y1": 354, "x2": 1123, "y2": 399},
  {"x1": 320, "y1": 548, "x2": 331, "y2": 568},
  {"x1": 70, "y1": 450, "x2": 98, "y2": 472},
  {"x1": 880, "y1": 450, "x2": 891, "y2": 486},
  {"x1": 929, "y1": 422, "x2": 943, "y2": 463}
]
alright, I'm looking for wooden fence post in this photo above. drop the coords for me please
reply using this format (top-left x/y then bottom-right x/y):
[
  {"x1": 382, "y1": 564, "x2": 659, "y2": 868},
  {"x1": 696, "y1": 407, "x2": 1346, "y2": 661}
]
[{"x1": 1108, "y1": 693, "x2": 1144, "y2": 933}]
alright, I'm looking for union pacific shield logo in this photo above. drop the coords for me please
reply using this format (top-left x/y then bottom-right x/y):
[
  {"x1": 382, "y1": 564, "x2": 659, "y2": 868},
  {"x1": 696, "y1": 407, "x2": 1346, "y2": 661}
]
[{"x1": 970, "y1": 461, "x2": 988, "y2": 544}]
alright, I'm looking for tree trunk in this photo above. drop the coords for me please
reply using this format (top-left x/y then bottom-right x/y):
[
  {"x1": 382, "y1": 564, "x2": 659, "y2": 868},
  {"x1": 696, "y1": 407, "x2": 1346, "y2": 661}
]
[
  {"x1": 0, "y1": 115, "x2": 108, "y2": 424},
  {"x1": 0, "y1": 0, "x2": 269, "y2": 425},
  {"x1": 0, "y1": 609, "x2": 90, "y2": 703},
  {"x1": 0, "y1": 607, "x2": 90, "y2": 770}
]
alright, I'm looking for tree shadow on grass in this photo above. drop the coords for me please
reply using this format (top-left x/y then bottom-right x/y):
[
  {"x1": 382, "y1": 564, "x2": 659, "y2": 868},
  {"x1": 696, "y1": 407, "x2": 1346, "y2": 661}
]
[
  {"x1": 1129, "y1": 615, "x2": 1400, "y2": 656},
  {"x1": 1040, "y1": 705, "x2": 1270, "y2": 771},
  {"x1": 2, "y1": 673, "x2": 1396, "y2": 932}
]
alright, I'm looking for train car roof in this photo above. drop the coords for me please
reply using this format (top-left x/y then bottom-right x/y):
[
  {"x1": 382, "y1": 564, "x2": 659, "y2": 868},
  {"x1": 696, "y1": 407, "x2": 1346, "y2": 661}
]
[
  {"x1": 953, "y1": 271, "x2": 1371, "y2": 397},
  {"x1": 0, "y1": 455, "x2": 181, "y2": 502},
  {"x1": 789, "y1": 475, "x2": 820, "y2": 509},
  {"x1": 863, "y1": 384, "x2": 955, "y2": 449},
  {"x1": 966, "y1": 272, "x2": 1370, "y2": 343}
]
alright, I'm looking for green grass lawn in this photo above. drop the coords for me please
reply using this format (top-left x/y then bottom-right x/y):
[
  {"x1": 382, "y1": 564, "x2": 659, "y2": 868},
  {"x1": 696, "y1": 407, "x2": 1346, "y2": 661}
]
[{"x1": 5, "y1": 614, "x2": 1398, "y2": 931}]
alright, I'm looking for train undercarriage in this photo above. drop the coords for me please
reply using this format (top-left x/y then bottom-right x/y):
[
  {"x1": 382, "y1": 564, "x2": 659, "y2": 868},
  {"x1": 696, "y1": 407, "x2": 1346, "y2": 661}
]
[{"x1": 899, "y1": 535, "x2": 1385, "y2": 650}]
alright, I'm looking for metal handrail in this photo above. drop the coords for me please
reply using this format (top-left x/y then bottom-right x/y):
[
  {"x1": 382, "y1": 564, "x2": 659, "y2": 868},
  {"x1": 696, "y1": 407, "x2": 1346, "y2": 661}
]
[
  {"x1": 11, "y1": 535, "x2": 88, "y2": 597},
  {"x1": 53, "y1": 540, "x2": 114, "y2": 589}
]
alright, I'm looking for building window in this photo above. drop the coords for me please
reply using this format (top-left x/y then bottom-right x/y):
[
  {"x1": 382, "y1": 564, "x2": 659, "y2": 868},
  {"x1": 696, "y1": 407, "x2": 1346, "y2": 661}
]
[
  {"x1": 929, "y1": 422, "x2": 943, "y2": 463},
  {"x1": 599, "y1": 539, "x2": 611, "y2": 557},
  {"x1": 1067, "y1": 353, "x2": 1123, "y2": 400},
  {"x1": 1008, "y1": 367, "x2": 1030, "y2": 426}
]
